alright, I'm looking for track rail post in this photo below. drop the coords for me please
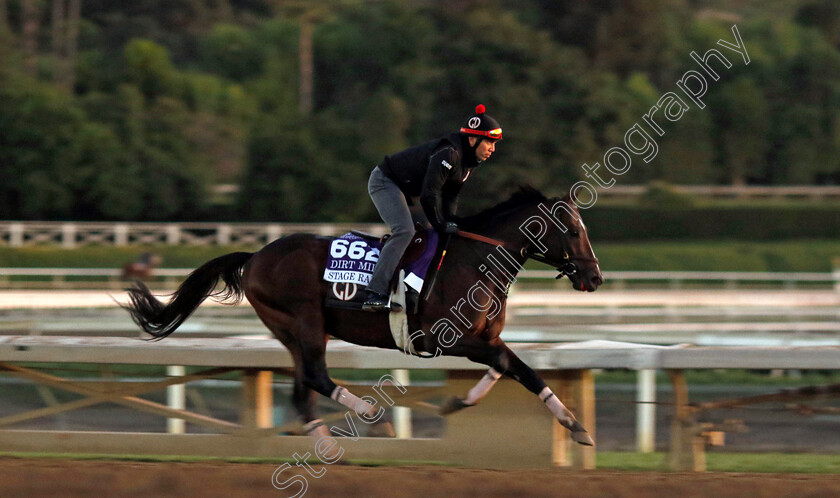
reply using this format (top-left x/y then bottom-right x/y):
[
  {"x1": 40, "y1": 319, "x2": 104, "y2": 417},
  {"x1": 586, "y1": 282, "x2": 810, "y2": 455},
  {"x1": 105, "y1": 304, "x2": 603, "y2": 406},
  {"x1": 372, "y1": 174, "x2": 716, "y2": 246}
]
[
  {"x1": 241, "y1": 369, "x2": 273, "y2": 430},
  {"x1": 636, "y1": 369, "x2": 656, "y2": 453},
  {"x1": 667, "y1": 369, "x2": 708, "y2": 471}
]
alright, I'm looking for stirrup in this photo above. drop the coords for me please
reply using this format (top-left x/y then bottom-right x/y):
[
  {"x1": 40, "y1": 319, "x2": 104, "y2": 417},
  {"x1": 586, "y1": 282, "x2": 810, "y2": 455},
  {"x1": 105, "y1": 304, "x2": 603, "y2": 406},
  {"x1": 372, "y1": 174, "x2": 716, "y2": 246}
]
[{"x1": 362, "y1": 292, "x2": 389, "y2": 312}]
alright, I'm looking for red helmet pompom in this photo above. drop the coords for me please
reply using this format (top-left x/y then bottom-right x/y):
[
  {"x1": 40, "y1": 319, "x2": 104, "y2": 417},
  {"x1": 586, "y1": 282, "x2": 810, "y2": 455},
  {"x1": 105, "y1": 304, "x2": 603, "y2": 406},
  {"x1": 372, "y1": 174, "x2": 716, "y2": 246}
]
[{"x1": 475, "y1": 104, "x2": 486, "y2": 114}]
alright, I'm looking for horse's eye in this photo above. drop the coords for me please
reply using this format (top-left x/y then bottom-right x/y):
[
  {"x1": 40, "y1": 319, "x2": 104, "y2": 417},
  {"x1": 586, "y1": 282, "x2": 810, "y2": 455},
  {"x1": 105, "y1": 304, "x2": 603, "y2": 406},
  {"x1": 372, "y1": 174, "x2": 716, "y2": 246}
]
[{"x1": 571, "y1": 231, "x2": 580, "y2": 238}]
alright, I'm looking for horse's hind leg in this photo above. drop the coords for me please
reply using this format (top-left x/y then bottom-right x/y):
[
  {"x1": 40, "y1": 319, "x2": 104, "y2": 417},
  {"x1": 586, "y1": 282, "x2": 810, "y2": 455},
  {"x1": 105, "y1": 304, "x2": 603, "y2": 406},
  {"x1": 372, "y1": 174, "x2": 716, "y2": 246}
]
[
  {"x1": 247, "y1": 299, "x2": 327, "y2": 443},
  {"x1": 290, "y1": 356, "x2": 326, "y2": 436},
  {"x1": 270, "y1": 338, "x2": 324, "y2": 438},
  {"x1": 294, "y1": 307, "x2": 395, "y2": 437}
]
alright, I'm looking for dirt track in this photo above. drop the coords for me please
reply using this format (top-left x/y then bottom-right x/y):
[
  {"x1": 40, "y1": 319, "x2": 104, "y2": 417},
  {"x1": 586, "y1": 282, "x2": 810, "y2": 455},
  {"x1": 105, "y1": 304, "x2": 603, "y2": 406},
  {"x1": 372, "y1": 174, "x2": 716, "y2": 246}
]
[{"x1": 4, "y1": 458, "x2": 840, "y2": 498}]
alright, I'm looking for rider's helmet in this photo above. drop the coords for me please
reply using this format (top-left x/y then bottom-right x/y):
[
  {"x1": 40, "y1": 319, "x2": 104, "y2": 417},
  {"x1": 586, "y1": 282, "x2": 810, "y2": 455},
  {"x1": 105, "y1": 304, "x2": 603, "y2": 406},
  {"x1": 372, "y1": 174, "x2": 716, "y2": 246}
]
[{"x1": 460, "y1": 104, "x2": 503, "y2": 141}]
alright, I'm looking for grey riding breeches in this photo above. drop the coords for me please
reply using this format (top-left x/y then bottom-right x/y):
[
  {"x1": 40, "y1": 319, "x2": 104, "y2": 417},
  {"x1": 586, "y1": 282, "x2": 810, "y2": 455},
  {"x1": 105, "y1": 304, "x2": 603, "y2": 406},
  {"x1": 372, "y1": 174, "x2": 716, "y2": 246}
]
[{"x1": 366, "y1": 166, "x2": 415, "y2": 295}]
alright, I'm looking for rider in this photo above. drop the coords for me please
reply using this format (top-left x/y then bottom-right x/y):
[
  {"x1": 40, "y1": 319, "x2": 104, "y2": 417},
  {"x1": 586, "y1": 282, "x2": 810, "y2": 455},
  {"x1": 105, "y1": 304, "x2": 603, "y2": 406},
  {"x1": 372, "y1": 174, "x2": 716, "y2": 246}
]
[{"x1": 363, "y1": 104, "x2": 503, "y2": 311}]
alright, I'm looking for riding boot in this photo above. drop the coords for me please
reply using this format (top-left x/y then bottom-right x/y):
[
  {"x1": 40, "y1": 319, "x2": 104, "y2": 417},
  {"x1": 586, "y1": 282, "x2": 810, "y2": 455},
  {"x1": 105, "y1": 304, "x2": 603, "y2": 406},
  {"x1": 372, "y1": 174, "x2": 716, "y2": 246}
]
[{"x1": 362, "y1": 290, "x2": 389, "y2": 312}]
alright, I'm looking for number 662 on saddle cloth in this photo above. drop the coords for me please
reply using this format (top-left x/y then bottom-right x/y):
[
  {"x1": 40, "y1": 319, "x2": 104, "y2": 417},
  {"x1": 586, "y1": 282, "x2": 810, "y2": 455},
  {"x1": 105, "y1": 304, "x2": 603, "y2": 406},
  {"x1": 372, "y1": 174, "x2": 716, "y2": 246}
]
[{"x1": 322, "y1": 230, "x2": 439, "y2": 312}]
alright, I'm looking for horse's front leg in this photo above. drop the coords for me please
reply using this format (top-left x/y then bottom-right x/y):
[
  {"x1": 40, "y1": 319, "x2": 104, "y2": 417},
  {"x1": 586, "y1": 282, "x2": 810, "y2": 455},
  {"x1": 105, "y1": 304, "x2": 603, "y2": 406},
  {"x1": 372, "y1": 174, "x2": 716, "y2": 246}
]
[{"x1": 444, "y1": 344, "x2": 594, "y2": 446}]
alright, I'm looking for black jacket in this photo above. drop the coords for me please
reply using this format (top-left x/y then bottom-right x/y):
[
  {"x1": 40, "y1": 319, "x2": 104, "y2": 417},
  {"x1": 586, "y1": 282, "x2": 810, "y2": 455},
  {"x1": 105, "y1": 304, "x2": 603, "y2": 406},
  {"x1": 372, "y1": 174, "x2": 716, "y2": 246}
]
[{"x1": 378, "y1": 133, "x2": 479, "y2": 231}]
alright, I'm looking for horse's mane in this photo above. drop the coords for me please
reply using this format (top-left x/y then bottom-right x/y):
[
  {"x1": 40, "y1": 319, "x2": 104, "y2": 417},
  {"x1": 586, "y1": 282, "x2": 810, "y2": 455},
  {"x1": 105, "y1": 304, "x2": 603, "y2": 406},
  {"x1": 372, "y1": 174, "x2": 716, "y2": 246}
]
[{"x1": 458, "y1": 185, "x2": 548, "y2": 231}]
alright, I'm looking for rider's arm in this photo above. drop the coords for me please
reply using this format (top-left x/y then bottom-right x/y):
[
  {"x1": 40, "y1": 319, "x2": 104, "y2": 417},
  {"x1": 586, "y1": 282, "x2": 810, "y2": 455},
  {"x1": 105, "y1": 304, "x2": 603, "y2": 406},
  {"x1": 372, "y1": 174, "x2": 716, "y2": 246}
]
[
  {"x1": 442, "y1": 188, "x2": 459, "y2": 220},
  {"x1": 441, "y1": 175, "x2": 468, "y2": 222},
  {"x1": 420, "y1": 147, "x2": 458, "y2": 231}
]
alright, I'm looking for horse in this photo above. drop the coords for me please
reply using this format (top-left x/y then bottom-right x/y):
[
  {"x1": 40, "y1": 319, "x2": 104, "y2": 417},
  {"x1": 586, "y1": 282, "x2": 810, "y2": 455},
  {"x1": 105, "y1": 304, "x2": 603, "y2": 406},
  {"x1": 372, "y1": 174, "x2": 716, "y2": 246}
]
[
  {"x1": 122, "y1": 186, "x2": 603, "y2": 447},
  {"x1": 121, "y1": 252, "x2": 162, "y2": 281}
]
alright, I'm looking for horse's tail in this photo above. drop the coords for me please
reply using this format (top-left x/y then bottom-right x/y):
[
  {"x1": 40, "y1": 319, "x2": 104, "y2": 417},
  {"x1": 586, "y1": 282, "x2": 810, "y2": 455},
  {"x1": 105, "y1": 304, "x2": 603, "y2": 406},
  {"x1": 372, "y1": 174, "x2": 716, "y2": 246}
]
[{"x1": 123, "y1": 251, "x2": 254, "y2": 341}]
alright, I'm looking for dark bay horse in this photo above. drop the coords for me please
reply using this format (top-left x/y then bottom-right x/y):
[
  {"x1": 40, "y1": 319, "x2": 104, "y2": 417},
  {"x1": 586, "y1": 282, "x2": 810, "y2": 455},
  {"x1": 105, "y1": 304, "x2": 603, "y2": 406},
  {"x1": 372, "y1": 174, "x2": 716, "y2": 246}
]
[{"x1": 123, "y1": 186, "x2": 603, "y2": 446}]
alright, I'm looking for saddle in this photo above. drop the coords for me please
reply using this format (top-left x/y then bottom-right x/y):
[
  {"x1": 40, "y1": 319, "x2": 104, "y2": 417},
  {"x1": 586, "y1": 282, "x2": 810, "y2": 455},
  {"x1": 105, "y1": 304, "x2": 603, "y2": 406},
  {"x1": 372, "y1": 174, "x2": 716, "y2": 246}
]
[{"x1": 324, "y1": 226, "x2": 439, "y2": 314}]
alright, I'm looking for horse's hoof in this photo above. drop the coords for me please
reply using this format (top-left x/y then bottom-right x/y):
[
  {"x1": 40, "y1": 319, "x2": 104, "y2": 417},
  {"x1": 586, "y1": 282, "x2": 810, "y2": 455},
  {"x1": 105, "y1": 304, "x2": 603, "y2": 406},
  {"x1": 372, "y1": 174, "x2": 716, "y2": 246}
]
[
  {"x1": 368, "y1": 421, "x2": 396, "y2": 438},
  {"x1": 563, "y1": 419, "x2": 594, "y2": 446},
  {"x1": 440, "y1": 396, "x2": 470, "y2": 415},
  {"x1": 571, "y1": 430, "x2": 595, "y2": 446}
]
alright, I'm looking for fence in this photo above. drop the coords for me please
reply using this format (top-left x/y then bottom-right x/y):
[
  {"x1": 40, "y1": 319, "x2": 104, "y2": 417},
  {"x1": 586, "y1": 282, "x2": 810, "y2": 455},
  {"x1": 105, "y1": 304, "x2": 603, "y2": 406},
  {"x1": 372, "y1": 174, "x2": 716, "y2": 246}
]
[
  {"x1": 0, "y1": 222, "x2": 388, "y2": 248},
  {"x1": 210, "y1": 183, "x2": 840, "y2": 203},
  {"x1": 1, "y1": 336, "x2": 839, "y2": 470}
]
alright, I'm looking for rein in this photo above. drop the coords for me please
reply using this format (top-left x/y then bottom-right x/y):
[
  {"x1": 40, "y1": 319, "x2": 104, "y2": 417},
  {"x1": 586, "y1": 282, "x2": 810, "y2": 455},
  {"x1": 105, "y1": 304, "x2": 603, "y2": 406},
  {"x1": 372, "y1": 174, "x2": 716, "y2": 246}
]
[
  {"x1": 456, "y1": 230, "x2": 505, "y2": 247},
  {"x1": 455, "y1": 230, "x2": 597, "y2": 279}
]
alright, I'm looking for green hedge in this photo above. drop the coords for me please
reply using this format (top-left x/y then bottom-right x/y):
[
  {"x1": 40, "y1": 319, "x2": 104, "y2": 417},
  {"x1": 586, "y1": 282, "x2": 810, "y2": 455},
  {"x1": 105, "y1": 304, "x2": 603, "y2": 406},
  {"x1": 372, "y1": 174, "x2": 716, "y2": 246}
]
[{"x1": 583, "y1": 205, "x2": 840, "y2": 241}]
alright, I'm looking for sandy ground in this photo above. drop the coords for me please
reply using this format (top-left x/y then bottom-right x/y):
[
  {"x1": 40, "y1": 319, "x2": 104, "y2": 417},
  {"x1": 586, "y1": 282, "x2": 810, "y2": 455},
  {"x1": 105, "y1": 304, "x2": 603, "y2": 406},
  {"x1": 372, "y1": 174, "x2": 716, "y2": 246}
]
[{"x1": 2, "y1": 458, "x2": 840, "y2": 498}]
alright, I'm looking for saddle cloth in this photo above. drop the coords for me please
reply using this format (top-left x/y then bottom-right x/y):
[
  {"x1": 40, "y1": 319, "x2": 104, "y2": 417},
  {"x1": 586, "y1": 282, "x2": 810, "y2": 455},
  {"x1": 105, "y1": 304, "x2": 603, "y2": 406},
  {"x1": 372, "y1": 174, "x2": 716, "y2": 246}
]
[{"x1": 324, "y1": 230, "x2": 438, "y2": 311}]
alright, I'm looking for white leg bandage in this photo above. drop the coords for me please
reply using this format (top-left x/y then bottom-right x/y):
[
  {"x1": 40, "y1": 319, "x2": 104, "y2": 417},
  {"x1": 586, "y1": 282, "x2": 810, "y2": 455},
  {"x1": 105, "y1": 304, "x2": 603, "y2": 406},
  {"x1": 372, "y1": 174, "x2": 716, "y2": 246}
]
[
  {"x1": 539, "y1": 387, "x2": 574, "y2": 426},
  {"x1": 303, "y1": 419, "x2": 329, "y2": 438},
  {"x1": 465, "y1": 368, "x2": 502, "y2": 405},
  {"x1": 331, "y1": 386, "x2": 377, "y2": 418},
  {"x1": 302, "y1": 419, "x2": 343, "y2": 461}
]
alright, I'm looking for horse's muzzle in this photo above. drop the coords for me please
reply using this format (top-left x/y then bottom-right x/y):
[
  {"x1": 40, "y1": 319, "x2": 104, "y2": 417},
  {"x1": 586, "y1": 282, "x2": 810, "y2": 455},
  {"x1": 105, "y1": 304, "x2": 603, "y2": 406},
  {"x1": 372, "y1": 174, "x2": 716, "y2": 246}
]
[{"x1": 569, "y1": 268, "x2": 603, "y2": 292}]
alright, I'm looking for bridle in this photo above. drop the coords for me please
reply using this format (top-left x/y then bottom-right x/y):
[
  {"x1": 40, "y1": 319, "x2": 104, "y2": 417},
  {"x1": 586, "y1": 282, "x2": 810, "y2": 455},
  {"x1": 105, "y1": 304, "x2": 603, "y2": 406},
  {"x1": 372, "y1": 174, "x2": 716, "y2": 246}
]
[
  {"x1": 456, "y1": 230, "x2": 598, "y2": 280},
  {"x1": 522, "y1": 247, "x2": 599, "y2": 279}
]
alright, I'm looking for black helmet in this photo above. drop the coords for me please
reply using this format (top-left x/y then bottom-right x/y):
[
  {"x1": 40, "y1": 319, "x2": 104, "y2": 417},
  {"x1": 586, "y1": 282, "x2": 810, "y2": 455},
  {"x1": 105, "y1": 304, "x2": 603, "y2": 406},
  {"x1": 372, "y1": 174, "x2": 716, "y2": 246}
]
[{"x1": 460, "y1": 104, "x2": 503, "y2": 140}]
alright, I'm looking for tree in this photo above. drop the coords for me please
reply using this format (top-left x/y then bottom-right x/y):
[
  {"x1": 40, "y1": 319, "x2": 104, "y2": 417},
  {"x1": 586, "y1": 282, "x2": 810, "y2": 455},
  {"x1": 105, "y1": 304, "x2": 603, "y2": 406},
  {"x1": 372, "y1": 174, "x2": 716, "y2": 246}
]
[
  {"x1": 709, "y1": 76, "x2": 769, "y2": 185},
  {"x1": 0, "y1": 0, "x2": 8, "y2": 33},
  {"x1": 198, "y1": 24, "x2": 265, "y2": 81},
  {"x1": 65, "y1": 0, "x2": 81, "y2": 88},
  {"x1": 136, "y1": 96, "x2": 211, "y2": 219},
  {"x1": 0, "y1": 80, "x2": 84, "y2": 218},
  {"x1": 123, "y1": 38, "x2": 184, "y2": 99},
  {"x1": 238, "y1": 116, "x2": 362, "y2": 221},
  {"x1": 51, "y1": 0, "x2": 82, "y2": 89},
  {"x1": 21, "y1": 0, "x2": 41, "y2": 76},
  {"x1": 656, "y1": 110, "x2": 716, "y2": 184},
  {"x1": 796, "y1": 0, "x2": 840, "y2": 46},
  {"x1": 359, "y1": 92, "x2": 410, "y2": 159},
  {"x1": 65, "y1": 122, "x2": 143, "y2": 219},
  {"x1": 592, "y1": 0, "x2": 691, "y2": 88}
]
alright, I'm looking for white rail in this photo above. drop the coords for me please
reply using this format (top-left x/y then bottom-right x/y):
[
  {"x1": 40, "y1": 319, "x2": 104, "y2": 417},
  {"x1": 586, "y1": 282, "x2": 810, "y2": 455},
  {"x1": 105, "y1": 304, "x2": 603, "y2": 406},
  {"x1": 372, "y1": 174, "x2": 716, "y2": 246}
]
[
  {"x1": 0, "y1": 222, "x2": 388, "y2": 248},
  {"x1": 213, "y1": 183, "x2": 840, "y2": 200}
]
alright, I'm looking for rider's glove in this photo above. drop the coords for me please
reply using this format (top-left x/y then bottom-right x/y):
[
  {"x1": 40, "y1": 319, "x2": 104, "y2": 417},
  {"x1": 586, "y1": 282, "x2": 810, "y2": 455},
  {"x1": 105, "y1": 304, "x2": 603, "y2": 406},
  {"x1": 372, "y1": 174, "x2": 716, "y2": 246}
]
[{"x1": 443, "y1": 222, "x2": 459, "y2": 235}]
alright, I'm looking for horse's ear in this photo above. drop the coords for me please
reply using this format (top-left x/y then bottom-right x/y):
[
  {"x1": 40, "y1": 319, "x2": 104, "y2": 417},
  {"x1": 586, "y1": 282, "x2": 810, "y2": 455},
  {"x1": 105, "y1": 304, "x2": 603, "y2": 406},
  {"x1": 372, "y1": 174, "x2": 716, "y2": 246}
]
[
  {"x1": 517, "y1": 183, "x2": 538, "y2": 194},
  {"x1": 550, "y1": 185, "x2": 568, "y2": 201}
]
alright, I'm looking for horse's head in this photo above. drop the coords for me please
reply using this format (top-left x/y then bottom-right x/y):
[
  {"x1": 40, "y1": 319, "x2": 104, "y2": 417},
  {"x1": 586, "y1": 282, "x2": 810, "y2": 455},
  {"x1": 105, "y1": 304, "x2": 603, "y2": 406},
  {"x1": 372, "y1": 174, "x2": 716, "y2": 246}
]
[
  {"x1": 519, "y1": 193, "x2": 603, "y2": 292},
  {"x1": 459, "y1": 186, "x2": 604, "y2": 292}
]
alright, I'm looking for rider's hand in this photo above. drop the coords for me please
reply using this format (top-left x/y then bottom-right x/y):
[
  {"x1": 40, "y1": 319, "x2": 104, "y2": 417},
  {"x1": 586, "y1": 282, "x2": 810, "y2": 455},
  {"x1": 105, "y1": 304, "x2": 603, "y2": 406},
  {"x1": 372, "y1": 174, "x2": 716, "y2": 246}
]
[{"x1": 443, "y1": 222, "x2": 459, "y2": 235}]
